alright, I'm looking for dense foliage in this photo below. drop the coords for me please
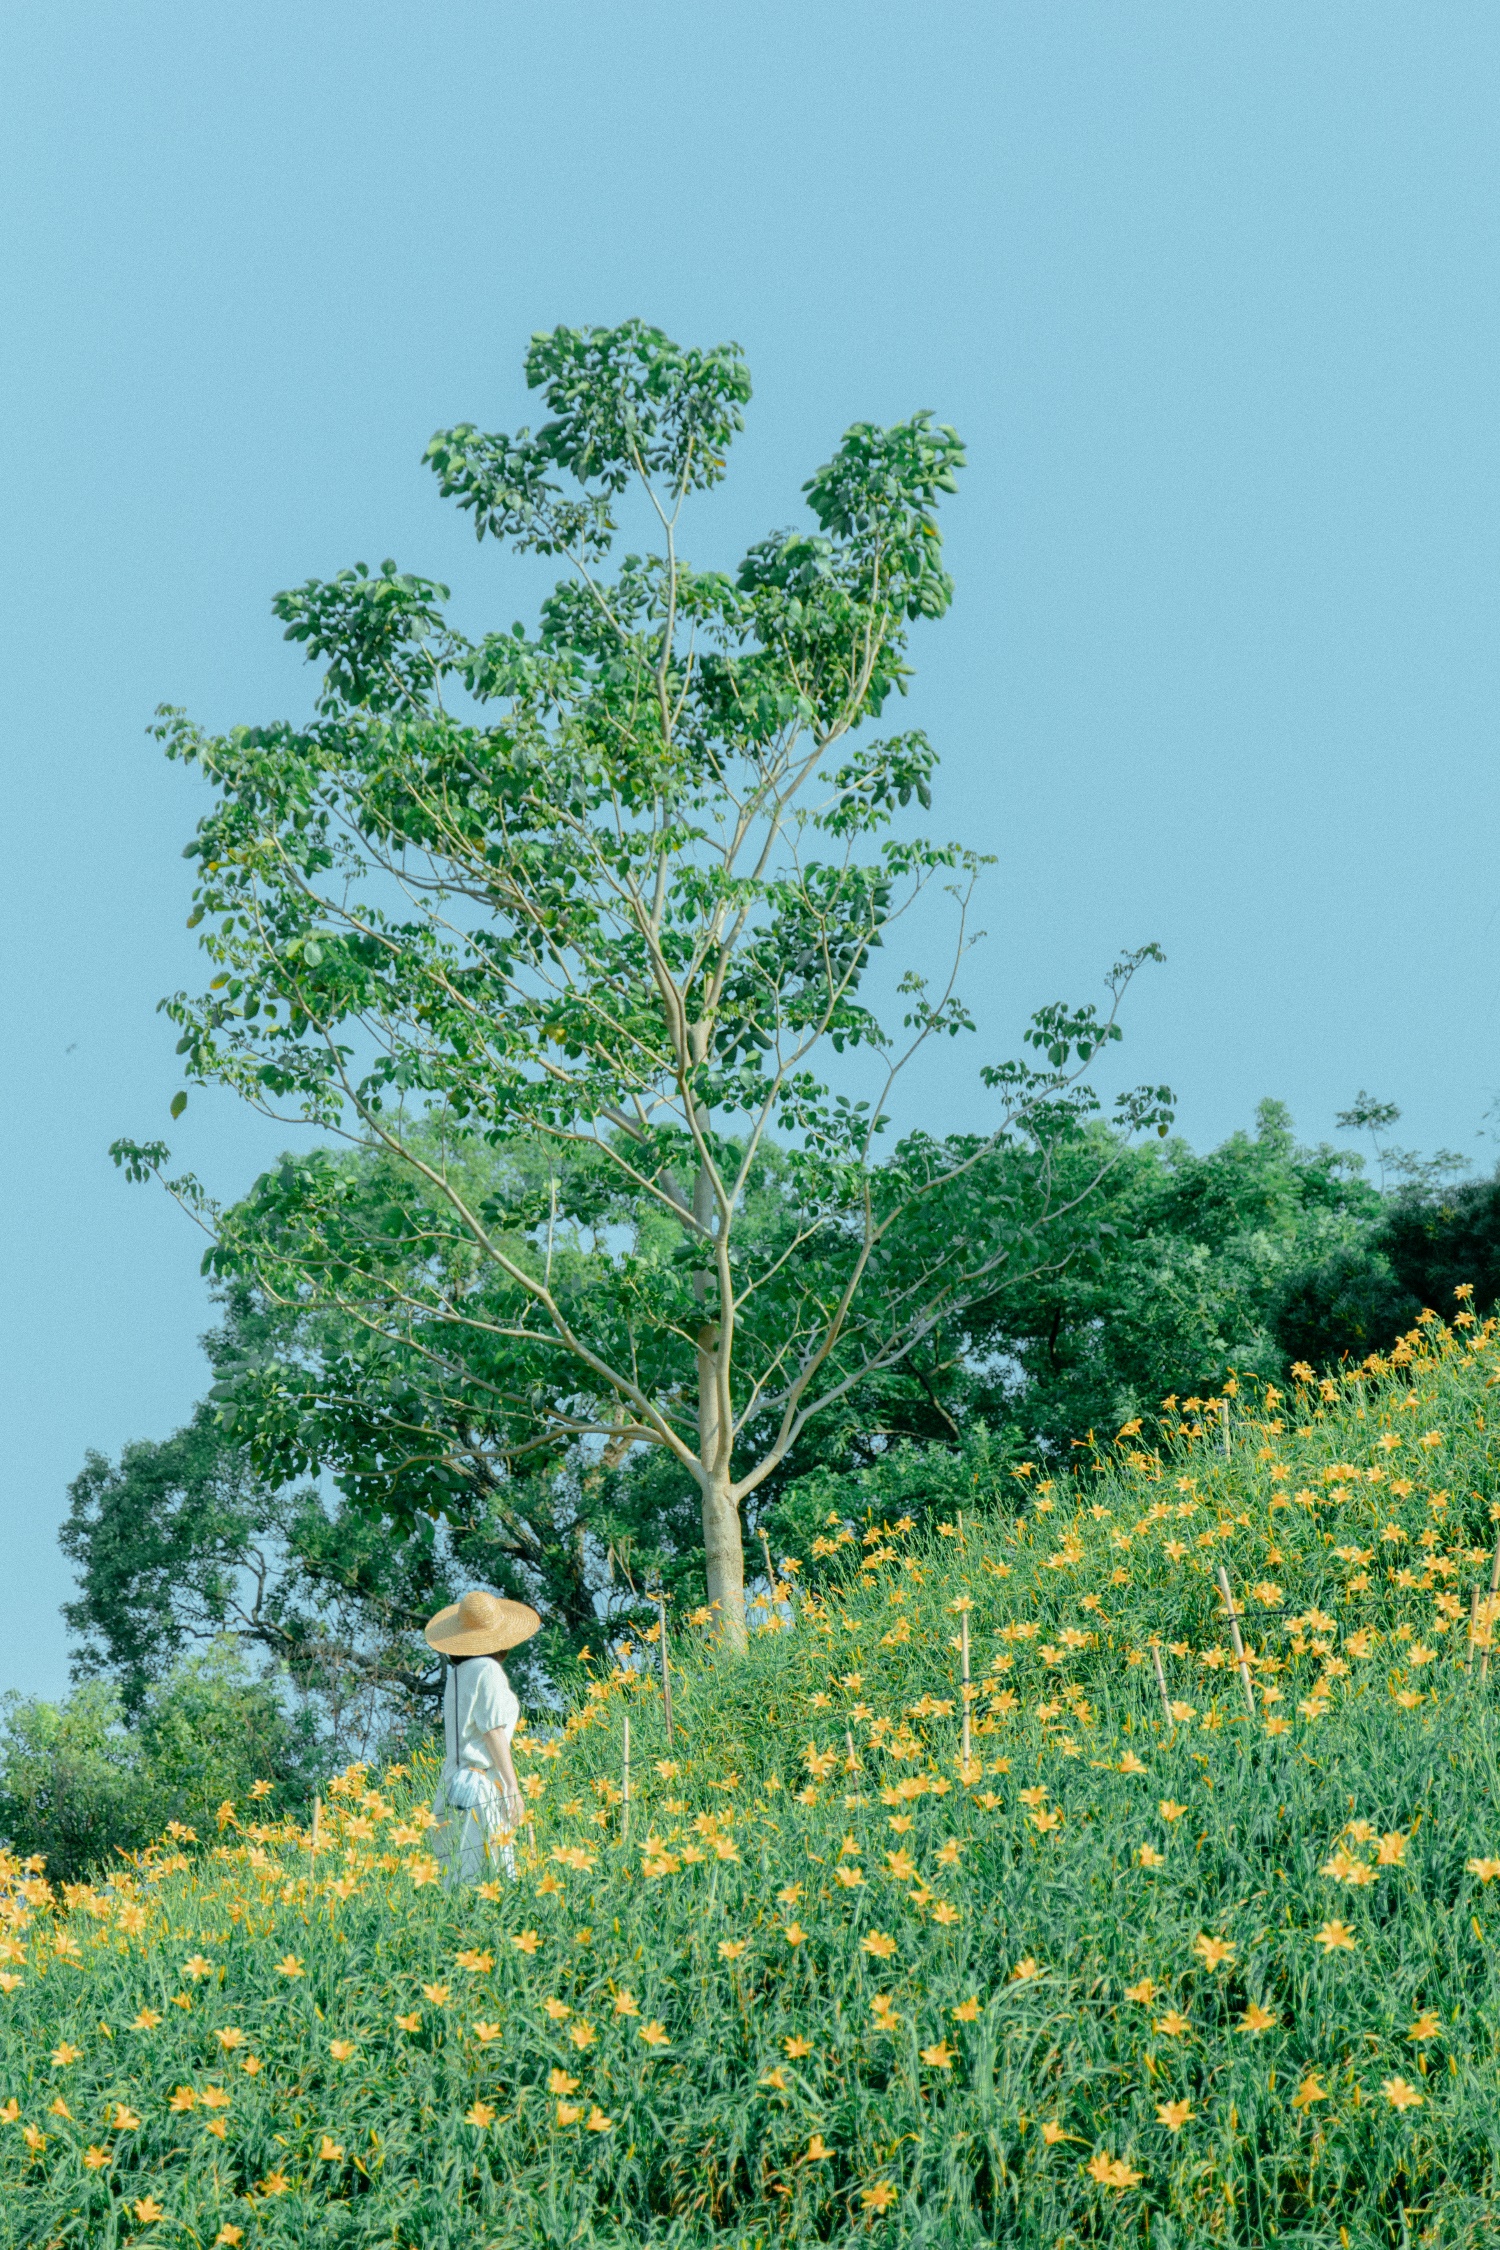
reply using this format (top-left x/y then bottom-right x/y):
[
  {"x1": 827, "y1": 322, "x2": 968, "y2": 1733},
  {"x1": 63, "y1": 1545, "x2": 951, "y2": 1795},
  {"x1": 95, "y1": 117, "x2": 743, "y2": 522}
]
[
  {"x1": 1274, "y1": 1174, "x2": 1500, "y2": 1372},
  {"x1": 7, "y1": 1308, "x2": 1500, "y2": 2242}
]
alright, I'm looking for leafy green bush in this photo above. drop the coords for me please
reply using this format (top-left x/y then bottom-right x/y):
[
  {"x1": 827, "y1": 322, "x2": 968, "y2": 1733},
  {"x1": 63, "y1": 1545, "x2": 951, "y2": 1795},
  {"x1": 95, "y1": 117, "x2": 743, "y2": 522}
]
[
  {"x1": 0, "y1": 1682, "x2": 153, "y2": 1884},
  {"x1": 0, "y1": 1647, "x2": 312, "y2": 1880},
  {"x1": 1382, "y1": 1178, "x2": 1500, "y2": 1318},
  {"x1": 1274, "y1": 1177, "x2": 1500, "y2": 1369},
  {"x1": 763, "y1": 1422, "x2": 1030, "y2": 1563},
  {"x1": 1270, "y1": 1241, "x2": 1417, "y2": 1369}
]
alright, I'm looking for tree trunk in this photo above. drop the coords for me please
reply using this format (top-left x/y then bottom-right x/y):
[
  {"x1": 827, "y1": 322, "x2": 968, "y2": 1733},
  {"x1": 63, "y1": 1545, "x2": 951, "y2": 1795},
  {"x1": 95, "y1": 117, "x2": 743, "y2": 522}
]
[
  {"x1": 700, "y1": 1458, "x2": 746, "y2": 1653},
  {"x1": 697, "y1": 1317, "x2": 745, "y2": 1649},
  {"x1": 691, "y1": 1151, "x2": 746, "y2": 1650}
]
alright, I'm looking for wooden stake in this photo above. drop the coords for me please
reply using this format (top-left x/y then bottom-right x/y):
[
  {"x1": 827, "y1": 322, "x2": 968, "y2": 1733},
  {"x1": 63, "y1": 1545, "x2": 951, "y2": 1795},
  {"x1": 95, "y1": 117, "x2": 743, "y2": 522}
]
[
  {"x1": 1482, "y1": 1536, "x2": 1500, "y2": 1683},
  {"x1": 960, "y1": 1611, "x2": 972, "y2": 1769},
  {"x1": 758, "y1": 1524, "x2": 776, "y2": 1593},
  {"x1": 621, "y1": 1714, "x2": 631, "y2": 1844},
  {"x1": 1468, "y1": 1585, "x2": 1481, "y2": 1673},
  {"x1": 310, "y1": 1793, "x2": 321, "y2": 1873},
  {"x1": 844, "y1": 1727, "x2": 859, "y2": 1774},
  {"x1": 1220, "y1": 1398, "x2": 1231, "y2": 1459},
  {"x1": 657, "y1": 1592, "x2": 674, "y2": 1747},
  {"x1": 1150, "y1": 1642, "x2": 1174, "y2": 1729},
  {"x1": 1216, "y1": 1565, "x2": 1257, "y2": 1718}
]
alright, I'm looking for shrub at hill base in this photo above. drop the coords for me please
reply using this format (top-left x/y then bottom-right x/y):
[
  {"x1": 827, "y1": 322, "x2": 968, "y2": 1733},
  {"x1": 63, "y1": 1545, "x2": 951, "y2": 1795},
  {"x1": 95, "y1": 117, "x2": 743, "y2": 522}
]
[
  {"x1": 0, "y1": 1651, "x2": 312, "y2": 1885},
  {"x1": 6, "y1": 1309, "x2": 1500, "y2": 2245}
]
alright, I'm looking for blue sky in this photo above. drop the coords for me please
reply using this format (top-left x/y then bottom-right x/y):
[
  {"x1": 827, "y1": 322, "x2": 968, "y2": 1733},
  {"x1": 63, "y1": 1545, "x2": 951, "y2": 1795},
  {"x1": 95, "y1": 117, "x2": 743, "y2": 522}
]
[{"x1": 4, "y1": 2, "x2": 1499, "y2": 1699}]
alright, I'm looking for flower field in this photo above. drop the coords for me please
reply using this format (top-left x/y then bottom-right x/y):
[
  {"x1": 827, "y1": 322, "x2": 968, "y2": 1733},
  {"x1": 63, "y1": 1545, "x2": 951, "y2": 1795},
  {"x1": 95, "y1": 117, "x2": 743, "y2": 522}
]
[{"x1": 8, "y1": 1313, "x2": 1500, "y2": 2246}]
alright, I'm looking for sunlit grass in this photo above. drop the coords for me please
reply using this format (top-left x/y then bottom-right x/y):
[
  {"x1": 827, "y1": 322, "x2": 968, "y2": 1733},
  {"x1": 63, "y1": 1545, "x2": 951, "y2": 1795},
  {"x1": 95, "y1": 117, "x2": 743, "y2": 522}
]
[{"x1": 5, "y1": 1313, "x2": 1500, "y2": 2243}]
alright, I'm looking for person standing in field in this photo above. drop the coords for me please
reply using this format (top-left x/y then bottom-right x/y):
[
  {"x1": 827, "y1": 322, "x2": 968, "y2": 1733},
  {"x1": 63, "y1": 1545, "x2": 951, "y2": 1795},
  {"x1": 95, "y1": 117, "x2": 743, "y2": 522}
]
[{"x1": 424, "y1": 1589, "x2": 540, "y2": 1886}]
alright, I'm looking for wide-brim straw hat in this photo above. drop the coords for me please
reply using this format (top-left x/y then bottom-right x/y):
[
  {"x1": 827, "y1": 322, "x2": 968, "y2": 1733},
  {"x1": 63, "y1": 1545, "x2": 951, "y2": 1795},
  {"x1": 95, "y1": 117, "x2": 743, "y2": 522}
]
[{"x1": 424, "y1": 1589, "x2": 542, "y2": 1657}]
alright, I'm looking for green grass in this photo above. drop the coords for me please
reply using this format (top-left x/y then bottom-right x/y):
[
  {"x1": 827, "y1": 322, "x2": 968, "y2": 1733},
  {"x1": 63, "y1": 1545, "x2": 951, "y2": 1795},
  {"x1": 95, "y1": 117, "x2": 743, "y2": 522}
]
[{"x1": 7, "y1": 1317, "x2": 1500, "y2": 2246}]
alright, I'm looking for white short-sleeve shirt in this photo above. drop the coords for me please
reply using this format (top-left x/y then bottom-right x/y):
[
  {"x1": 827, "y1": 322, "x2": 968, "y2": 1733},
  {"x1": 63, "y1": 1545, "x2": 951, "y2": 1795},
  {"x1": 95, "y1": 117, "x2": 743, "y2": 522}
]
[{"x1": 442, "y1": 1655, "x2": 520, "y2": 1777}]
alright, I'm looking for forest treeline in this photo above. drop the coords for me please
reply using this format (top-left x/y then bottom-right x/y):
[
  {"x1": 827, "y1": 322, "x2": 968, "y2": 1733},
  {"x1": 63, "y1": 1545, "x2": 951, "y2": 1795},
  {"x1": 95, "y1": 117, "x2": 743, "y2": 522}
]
[{"x1": 8, "y1": 1093, "x2": 1498, "y2": 1876}]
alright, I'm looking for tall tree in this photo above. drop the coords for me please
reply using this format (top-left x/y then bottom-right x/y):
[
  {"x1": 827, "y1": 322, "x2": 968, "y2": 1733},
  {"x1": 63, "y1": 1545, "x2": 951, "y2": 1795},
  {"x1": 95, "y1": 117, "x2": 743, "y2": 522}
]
[{"x1": 116, "y1": 321, "x2": 1170, "y2": 1647}]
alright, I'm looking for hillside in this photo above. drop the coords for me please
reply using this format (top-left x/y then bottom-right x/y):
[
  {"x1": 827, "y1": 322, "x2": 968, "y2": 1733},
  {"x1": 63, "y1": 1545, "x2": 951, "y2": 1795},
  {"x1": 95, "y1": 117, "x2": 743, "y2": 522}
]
[{"x1": 5, "y1": 1310, "x2": 1500, "y2": 2246}]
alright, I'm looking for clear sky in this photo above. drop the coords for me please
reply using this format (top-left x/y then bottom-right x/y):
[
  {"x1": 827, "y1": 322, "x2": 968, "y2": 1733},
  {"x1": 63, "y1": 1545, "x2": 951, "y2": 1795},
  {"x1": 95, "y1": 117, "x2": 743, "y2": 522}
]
[{"x1": 4, "y1": 2, "x2": 1499, "y2": 1700}]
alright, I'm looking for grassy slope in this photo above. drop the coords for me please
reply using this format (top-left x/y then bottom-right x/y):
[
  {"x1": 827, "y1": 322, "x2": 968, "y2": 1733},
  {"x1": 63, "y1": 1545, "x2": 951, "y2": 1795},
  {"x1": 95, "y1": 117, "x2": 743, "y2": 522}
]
[{"x1": 7, "y1": 1317, "x2": 1500, "y2": 2248}]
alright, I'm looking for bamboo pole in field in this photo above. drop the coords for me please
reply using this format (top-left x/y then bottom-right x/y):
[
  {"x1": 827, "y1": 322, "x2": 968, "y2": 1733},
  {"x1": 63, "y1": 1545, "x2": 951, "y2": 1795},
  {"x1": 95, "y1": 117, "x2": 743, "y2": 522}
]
[
  {"x1": 844, "y1": 1727, "x2": 859, "y2": 1775},
  {"x1": 1220, "y1": 1398, "x2": 1231, "y2": 1459},
  {"x1": 1150, "y1": 1642, "x2": 1174, "y2": 1729},
  {"x1": 1468, "y1": 1586, "x2": 1481, "y2": 1673},
  {"x1": 759, "y1": 1524, "x2": 776, "y2": 1594},
  {"x1": 1482, "y1": 1537, "x2": 1500, "y2": 1684},
  {"x1": 621, "y1": 1714, "x2": 631, "y2": 1845},
  {"x1": 1216, "y1": 1565, "x2": 1257, "y2": 1719},
  {"x1": 657, "y1": 1592, "x2": 675, "y2": 1747},
  {"x1": 960, "y1": 1610, "x2": 971, "y2": 1769}
]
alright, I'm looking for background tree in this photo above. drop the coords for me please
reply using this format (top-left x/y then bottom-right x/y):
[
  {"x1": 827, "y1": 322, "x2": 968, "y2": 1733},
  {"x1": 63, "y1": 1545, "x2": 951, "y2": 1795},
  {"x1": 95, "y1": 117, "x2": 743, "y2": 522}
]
[
  {"x1": 0, "y1": 1649, "x2": 311, "y2": 1883},
  {"x1": 1273, "y1": 1171, "x2": 1500, "y2": 1368},
  {"x1": 116, "y1": 319, "x2": 1170, "y2": 1648},
  {"x1": 61, "y1": 1400, "x2": 453, "y2": 1751},
  {"x1": 975, "y1": 1099, "x2": 1379, "y2": 1444},
  {"x1": 1334, "y1": 1089, "x2": 1467, "y2": 1196},
  {"x1": 59, "y1": 1284, "x2": 698, "y2": 1743},
  {"x1": 762, "y1": 1098, "x2": 1386, "y2": 1537}
]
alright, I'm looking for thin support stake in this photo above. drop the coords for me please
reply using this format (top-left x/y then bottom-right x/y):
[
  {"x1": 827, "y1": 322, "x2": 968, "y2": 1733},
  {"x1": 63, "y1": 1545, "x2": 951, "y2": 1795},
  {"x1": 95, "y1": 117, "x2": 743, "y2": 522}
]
[
  {"x1": 960, "y1": 1611, "x2": 972, "y2": 1770},
  {"x1": 1220, "y1": 1398, "x2": 1231, "y2": 1459},
  {"x1": 1150, "y1": 1642, "x2": 1174, "y2": 1730},
  {"x1": 844, "y1": 1727, "x2": 859, "y2": 1774},
  {"x1": 657, "y1": 1592, "x2": 674, "y2": 1747},
  {"x1": 621, "y1": 1714, "x2": 631, "y2": 1845},
  {"x1": 310, "y1": 1793, "x2": 321, "y2": 1874},
  {"x1": 1217, "y1": 1564, "x2": 1257, "y2": 1719},
  {"x1": 759, "y1": 1524, "x2": 775, "y2": 1592},
  {"x1": 1468, "y1": 1585, "x2": 1481, "y2": 1674},
  {"x1": 1483, "y1": 1536, "x2": 1500, "y2": 1684}
]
